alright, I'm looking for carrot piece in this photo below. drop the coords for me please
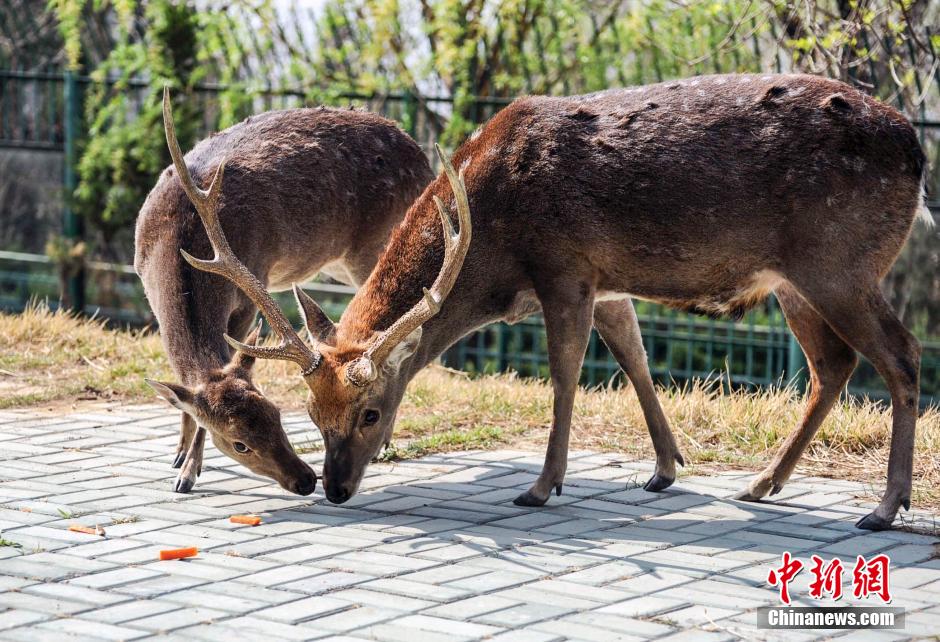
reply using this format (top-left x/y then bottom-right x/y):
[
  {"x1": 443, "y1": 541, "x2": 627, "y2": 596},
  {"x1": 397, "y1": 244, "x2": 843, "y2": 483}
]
[
  {"x1": 69, "y1": 524, "x2": 105, "y2": 536},
  {"x1": 229, "y1": 515, "x2": 262, "y2": 526},
  {"x1": 159, "y1": 547, "x2": 198, "y2": 561}
]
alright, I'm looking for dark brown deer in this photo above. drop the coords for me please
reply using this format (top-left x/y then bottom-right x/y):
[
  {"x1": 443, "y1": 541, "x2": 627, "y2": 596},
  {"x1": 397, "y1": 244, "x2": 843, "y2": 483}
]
[
  {"x1": 192, "y1": 74, "x2": 930, "y2": 531},
  {"x1": 134, "y1": 89, "x2": 434, "y2": 493}
]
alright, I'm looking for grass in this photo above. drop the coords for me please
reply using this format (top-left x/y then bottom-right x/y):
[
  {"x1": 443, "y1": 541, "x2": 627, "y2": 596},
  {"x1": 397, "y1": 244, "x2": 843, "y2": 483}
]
[
  {"x1": 3, "y1": 304, "x2": 940, "y2": 509},
  {"x1": 0, "y1": 533, "x2": 21, "y2": 549}
]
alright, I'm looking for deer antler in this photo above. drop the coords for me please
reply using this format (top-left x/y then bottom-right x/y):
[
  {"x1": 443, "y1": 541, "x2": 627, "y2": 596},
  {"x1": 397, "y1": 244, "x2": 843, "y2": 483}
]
[
  {"x1": 346, "y1": 144, "x2": 472, "y2": 385},
  {"x1": 162, "y1": 87, "x2": 321, "y2": 375}
]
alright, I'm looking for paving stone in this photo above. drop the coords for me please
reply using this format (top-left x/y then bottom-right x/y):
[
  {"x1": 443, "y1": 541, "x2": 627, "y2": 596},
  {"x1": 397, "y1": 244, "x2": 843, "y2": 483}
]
[
  {"x1": 1, "y1": 405, "x2": 938, "y2": 642},
  {"x1": 423, "y1": 594, "x2": 521, "y2": 619},
  {"x1": 279, "y1": 570, "x2": 374, "y2": 594},
  {"x1": 253, "y1": 595, "x2": 353, "y2": 624},
  {"x1": 123, "y1": 606, "x2": 229, "y2": 632},
  {"x1": 475, "y1": 602, "x2": 574, "y2": 627},
  {"x1": 0, "y1": 608, "x2": 48, "y2": 631},
  {"x1": 76, "y1": 599, "x2": 180, "y2": 624},
  {"x1": 327, "y1": 588, "x2": 436, "y2": 612},
  {"x1": 29, "y1": 617, "x2": 150, "y2": 640}
]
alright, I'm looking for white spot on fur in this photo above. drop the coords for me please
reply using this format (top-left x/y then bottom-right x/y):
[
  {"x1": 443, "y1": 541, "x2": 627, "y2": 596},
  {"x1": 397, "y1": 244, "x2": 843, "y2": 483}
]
[
  {"x1": 459, "y1": 157, "x2": 471, "y2": 173},
  {"x1": 470, "y1": 127, "x2": 482, "y2": 142}
]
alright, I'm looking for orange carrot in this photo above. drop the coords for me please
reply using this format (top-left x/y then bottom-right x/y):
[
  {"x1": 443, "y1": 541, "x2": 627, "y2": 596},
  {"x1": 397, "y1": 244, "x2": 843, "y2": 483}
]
[
  {"x1": 159, "y1": 547, "x2": 198, "y2": 561},
  {"x1": 229, "y1": 515, "x2": 262, "y2": 526},
  {"x1": 69, "y1": 524, "x2": 105, "y2": 536}
]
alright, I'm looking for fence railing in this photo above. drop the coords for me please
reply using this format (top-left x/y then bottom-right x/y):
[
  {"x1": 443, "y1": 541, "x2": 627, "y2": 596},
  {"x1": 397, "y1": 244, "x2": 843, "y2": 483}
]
[{"x1": 1, "y1": 68, "x2": 938, "y2": 407}]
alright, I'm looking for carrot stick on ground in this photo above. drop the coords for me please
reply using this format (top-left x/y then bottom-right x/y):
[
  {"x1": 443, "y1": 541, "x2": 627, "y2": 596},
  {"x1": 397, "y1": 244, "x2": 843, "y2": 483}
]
[
  {"x1": 69, "y1": 524, "x2": 105, "y2": 536},
  {"x1": 229, "y1": 515, "x2": 262, "y2": 526},
  {"x1": 159, "y1": 547, "x2": 198, "y2": 561}
]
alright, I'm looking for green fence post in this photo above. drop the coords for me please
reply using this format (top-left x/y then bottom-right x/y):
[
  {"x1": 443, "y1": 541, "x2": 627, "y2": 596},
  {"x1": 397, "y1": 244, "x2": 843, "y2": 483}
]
[
  {"x1": 62, "y1": 70, "x2": 85, "y2": 313},
  {"x1": 403, "y1": 90, "x2": 417, "y2": 139},
  {"x1": 787, "y1": 332, "x2": 807, "y2": 392}
]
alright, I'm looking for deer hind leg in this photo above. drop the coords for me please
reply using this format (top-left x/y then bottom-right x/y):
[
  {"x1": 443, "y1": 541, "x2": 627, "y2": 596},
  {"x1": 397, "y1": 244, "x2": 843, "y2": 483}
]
[
  {"x1": 594, "y1": 299, "x2": 684, "y2": 492},
  {"x1": 733, "y1": 283, "x2": 857, "y2": 502},
  {"x1": 790, "y1": 280, "x2": 920, "y2": 531},
  {"x1": 514, "y1": 280, "x2": 595, "y2": 507}
]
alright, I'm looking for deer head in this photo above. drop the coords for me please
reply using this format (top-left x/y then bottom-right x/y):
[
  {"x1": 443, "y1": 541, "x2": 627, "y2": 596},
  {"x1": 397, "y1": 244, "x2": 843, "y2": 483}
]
[
  {"x1": 172, "y1": 87, "x2": 472, "y2": 501},
  {"x1": 151, "y1": 89, "x2": 319, "y2": 496}
]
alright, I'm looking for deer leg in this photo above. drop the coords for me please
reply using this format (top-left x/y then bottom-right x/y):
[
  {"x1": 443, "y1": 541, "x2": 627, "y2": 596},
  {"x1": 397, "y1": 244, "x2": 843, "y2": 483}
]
[
  {"x1": 174, "y1": 426, "x2": 205, "y2": 493},
  {"x1": 733, "y1": 283, "x2": 857, "y2": 502},
  {"x1": 594, "y1": 299, "x2": 684, "y2": 492},
  {"x1": 514, "y1": 282, "x2": 595, "y2": 507},
  {"x1": 173, "y1": 304, "x2": 256, "y2": 494},
  {"x1": 172, "y1": 412, "x2": 197, "y2": 468},
  {"x1": 795, "y1": 282, "x2": 920, "y2": 531}
]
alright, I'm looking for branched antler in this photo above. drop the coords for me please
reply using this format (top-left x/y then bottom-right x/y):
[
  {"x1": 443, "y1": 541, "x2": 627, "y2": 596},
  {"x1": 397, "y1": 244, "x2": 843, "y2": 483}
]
[{"x1": 346, "y1": 144, "x2": 472, "y2": 385}]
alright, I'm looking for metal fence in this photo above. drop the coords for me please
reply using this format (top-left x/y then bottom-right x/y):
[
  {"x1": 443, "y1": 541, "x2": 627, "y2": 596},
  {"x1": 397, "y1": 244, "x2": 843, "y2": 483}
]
[{"x1": 1, "y1": 68, "x2": 938, "y2": 406}]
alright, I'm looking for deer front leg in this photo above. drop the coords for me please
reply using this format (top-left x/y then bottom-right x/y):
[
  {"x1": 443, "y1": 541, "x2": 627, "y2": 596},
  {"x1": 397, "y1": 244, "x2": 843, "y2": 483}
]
[
  {"x1": 173, "y1": 426, "x2": 205, "y2": 493},
  {"x1": 594, "y1": 299, "x2": 685, "y2": 492},
  {"x1": 172, "y1": 412, "x2": 197, "y2": 468},
  {"x1": 514, "y1": 282, "x2": 595, "y2": 507}
]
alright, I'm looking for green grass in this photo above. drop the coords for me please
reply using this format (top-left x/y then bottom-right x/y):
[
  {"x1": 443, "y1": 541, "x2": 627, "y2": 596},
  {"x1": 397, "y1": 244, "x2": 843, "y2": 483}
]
[
  {"x1": 378, "y1": 426, "x2": 506, "y2": 462},
  {"x1": 0, "y1": 534, "x2": 21, "y2": 549}
]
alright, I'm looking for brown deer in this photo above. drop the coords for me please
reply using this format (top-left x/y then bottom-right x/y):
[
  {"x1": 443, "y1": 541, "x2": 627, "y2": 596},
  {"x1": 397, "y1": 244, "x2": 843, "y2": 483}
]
[
  {"x1": 134, "y1": 88, "x2": 434, "y2": 494},
  {"x1": 189, "y1": 74, "x2": 930, "y2": 531}
]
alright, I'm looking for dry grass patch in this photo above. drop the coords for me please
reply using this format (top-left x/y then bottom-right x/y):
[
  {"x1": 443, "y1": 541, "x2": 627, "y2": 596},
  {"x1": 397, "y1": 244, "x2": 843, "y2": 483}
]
[{"x1": 2, "y1": 305, "x2": 939, "y2": 509}]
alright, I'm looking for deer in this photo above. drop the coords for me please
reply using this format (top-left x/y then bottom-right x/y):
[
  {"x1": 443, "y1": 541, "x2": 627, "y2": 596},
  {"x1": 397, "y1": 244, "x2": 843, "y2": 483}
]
[
  {"x1": 134, "y1": 88, "x2": 435, "y2": 494},
  {"x1": 184, "y1": 73, "x2": 930, "y2": 531}
]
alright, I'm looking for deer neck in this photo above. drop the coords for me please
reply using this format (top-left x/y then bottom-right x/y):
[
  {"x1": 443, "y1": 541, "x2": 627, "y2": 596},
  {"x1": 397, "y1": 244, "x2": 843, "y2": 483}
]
[{"x1": 338, "y1": 197, "x2": 501, "y2": 377}]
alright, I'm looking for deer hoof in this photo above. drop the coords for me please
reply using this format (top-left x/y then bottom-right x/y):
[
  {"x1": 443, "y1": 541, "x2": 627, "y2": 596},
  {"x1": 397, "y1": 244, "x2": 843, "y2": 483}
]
[
  {"x1": 643, "y1": 474, "x2": 675, "y2": 492},
  {"x1": 731, "y1": 488, "x2": 763, "y2": 502},
  {"x1": 172, "y1": 451, "x2": 186, "y2": 469},
  {"x1": 513, "y1": 490, "x2": 549, "y2": 507},
  {"x1": 173, "y1": 474, "x2": 196, "y2": 494},
  {"x1": 855, "y1": 512, "x2": 894, "y2": 532},
  {"x1": 770, "y1": 484, "x2": 783, "y2": 496}
]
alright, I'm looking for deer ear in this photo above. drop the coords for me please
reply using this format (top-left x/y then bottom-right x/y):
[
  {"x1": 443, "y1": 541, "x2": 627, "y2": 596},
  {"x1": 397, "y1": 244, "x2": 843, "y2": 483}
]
[
  {"x1": 293, "y1": 284, "x2": 336, "y2": 344},
  {"x1": 146, "y1": 379, "x2": 197, "y2": 414},
  {"x1": 385, "y1": 327, "x2": 422, "y2": 373},
  {"x1": 230, "y1": 322, "x2": 261, "y2": 371}
]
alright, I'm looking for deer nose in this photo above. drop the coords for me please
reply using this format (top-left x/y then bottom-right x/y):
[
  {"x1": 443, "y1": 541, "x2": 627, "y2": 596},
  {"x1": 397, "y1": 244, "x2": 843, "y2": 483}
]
[
  {"x1": 293, "y1": 472, "x2": 318, "y2": 496},
  {"x1": 326, "y1": 486, "x2": 351, "y2": 504}
]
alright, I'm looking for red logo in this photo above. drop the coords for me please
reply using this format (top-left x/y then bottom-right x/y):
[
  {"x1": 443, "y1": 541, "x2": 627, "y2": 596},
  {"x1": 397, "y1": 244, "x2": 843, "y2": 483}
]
[
  {"x1": 767, "y1": 551, "x2": 804, "y2": 605},
  {"x1": 852, "y1": 554, "x2": 892, "y2": 603},
  {"x1": 768, "y1": 553, "x2": 892, "y2": 605},
  {"x1": 808, "y1": 555, "x2": 844, "y2": 600}
]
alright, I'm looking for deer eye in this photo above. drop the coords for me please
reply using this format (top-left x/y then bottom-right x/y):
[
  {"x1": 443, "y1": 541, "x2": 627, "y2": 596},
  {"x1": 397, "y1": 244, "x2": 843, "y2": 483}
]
[
  {"x1": 233, "y1": 441, "x2": 250, "y2": 453},
  {"x1": 362, "y1": 410, "x2": 380, "y2": 426}
]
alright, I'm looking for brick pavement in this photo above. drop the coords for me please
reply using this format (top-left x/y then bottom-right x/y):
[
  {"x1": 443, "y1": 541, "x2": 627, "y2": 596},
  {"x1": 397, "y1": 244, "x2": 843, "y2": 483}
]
[{"x1": 0, "y1": 404, "x2": 938, "y2": 641}]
